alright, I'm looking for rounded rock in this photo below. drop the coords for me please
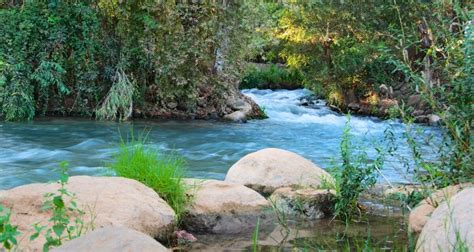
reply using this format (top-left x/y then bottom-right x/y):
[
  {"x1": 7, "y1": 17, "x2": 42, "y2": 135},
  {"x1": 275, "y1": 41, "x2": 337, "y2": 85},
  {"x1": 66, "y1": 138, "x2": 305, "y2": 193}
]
[
  {"x1": 416, "y1": 188, "x2": 474, "y2": 251},
  {"x1": 223, "y1": 111, "x2": 247, "y2": 123},
  {"x1": 0, "y1": 176, "x2": 176, "y2": 251},
  {"x1": 182, "y1": 179, "x2": 270, "y2": 234},
  {"x1": 52, "y1": 227, "x2": 169, "y2": 252},
  {"x1": 408, "y1": 183, "x2": 472, "y2": 233},
  {"x1": 225, "y1": 148, "x2": 333, "y2": 194}
]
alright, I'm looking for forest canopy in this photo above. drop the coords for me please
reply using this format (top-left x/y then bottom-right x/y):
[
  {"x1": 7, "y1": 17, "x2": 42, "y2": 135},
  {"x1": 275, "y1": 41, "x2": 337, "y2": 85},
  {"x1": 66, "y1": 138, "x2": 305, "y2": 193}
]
[{"x1": 0, "y1": 0, "x2": 472, "y2": 123}]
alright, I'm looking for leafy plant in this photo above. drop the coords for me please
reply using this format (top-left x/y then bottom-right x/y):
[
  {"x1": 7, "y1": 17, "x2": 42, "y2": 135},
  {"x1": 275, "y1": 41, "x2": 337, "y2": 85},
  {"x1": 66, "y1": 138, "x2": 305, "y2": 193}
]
[
  {"x1": 0, "y1": 204, "x2": 20, "y2": 251},
  {"x1": 240, "y1": 64, "x2": 303, "y2": 90},
  {"x1": 0, "y1": 1, "x2": 263, "y2": 121},
  {"x1": 96, "y1": 69, "x2": 135, "y2": 121},
  {"x1": 30, "y1": 162, "x2": 85, "y2": 252},
  {"x1": 109, "y1": 131, "x2": 189, "y2": 222},
  {"x1": 330, "y1": 117, "x2": 385, "y2": 222}
]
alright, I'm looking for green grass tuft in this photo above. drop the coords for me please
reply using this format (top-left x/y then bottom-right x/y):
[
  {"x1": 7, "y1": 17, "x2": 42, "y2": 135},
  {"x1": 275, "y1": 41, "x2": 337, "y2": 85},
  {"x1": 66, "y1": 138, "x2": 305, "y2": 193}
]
[{"x1": 109, "y1": 132, "x2": 189, "y2": 222}]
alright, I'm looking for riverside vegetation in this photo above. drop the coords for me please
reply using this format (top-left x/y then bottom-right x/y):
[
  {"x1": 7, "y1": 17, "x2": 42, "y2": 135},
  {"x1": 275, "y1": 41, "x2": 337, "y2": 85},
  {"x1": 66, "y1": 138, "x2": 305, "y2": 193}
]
[
  {"x1": 1, "y1": 163, "x2": 88, "y2": 251},
  {"x1": 109, "y1": 132, "x2": 189, "y2": 222},
  {"x1": 0, "y1": 0, "x2": 473, "y2": 251}
]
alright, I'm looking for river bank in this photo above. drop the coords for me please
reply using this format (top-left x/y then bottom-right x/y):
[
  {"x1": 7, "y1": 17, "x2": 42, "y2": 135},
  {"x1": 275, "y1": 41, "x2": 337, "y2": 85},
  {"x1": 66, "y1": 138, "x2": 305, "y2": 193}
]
[{"x1": 1, "y1": 147, "x2": 472, "y2": 251}]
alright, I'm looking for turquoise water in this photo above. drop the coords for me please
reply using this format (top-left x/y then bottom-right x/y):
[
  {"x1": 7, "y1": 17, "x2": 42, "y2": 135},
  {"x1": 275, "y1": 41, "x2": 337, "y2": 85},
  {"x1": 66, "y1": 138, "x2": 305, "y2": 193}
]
[{"x1": 0, "y1": 89, "x2": 438, "y2": 189}]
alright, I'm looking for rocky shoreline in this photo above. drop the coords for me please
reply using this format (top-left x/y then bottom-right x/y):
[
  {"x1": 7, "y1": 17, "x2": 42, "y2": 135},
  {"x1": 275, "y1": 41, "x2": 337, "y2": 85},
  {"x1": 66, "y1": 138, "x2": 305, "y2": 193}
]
[{"x1": 1, "y1": 148, "x2": 472, "y2": 251}]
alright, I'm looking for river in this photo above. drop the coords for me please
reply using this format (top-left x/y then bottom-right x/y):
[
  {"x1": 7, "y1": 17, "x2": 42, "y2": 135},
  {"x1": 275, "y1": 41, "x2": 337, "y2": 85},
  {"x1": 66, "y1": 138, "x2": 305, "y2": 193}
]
[{"x1": 0, "y1": 88, "x2": 438, "y2": 190}]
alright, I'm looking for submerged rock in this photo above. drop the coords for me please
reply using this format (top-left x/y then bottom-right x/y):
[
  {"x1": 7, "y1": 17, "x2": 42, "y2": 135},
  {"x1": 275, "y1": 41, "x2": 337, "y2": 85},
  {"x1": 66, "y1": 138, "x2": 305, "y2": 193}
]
[
  {"x1": 408, "y1": 183, "x2": 472, "y2": 233},
  {"x1": 416, "y1": 188, "x2": 474, "y2": 251},
  {"x1": 225, "y1": 148, "x2": 333, "y2": 195},
  {"x1": 269, "y1": 187, "x2": 335, "y2": 219},
  {"x1": 52, "y1": 227, "x2": 169, "y2": 252},
  {"x1": 0, "y1": 176, "x2": 176, "y2": 251},
  {"x1": 182, "y1": 179, "x2": 270, "y2": 234}
]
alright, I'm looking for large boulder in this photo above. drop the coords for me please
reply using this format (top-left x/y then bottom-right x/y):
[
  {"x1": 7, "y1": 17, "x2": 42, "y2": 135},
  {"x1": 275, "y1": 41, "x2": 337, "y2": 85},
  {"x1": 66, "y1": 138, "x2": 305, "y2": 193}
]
[
  {"x1": 0, "y1": 176, "x2": 176, "y2": 251},
  {"x1": 182, "y1": 179, "x2": 270, "y2": 234},
  {"x1": 269, "y1": 187, "x2": 335, "y2": 219},
  {"x1": 52, "y1": 227, "x2": 169, "y2": 252},
  {"x1": 408, "y1": 183, "x2": 472, "y2": 233},
  {"x1": 416, "y1": 188, "x2": 474, "y2": 251},
  {"x1": 225, "y1": 148, "x2": 333, "y2": 194}
]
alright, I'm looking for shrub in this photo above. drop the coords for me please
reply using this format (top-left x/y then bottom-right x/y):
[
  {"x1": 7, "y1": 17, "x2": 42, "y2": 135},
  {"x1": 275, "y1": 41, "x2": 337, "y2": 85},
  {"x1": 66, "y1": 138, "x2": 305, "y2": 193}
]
[
  {"x1": 240, "y1": 64, "x2": 303, "y2": 90},
  {"x1": 109, "y1": 133, "x2": 189, "y2": 222},
  {"x1": 330, "y1": 117, "x2": 385, "y2": 222}
]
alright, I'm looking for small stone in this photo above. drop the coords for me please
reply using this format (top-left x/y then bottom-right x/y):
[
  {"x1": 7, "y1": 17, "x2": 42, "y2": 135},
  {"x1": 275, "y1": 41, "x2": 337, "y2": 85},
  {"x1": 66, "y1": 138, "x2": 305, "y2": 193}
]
[
  {"x1": 428, "y1": 114, "x2": 441, "y2": 125},
  {"x1": 167, "y1": 102, "x2": 178, "y2": 109},
  {"x1": 348, "y1": 102, "x2": 361, "y2": 111},
  {"x1": 174, "y1": 230, "x2": 197, "y2": 243}
]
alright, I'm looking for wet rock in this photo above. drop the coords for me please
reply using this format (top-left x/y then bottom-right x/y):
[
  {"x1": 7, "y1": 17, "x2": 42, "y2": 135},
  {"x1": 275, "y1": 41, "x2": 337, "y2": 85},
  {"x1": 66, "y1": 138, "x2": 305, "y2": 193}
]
[
  {"x1": 182, "y1": 179, "x2": 270, "y2": 234},
  {"x1": 52, "y1": 227, "x2": 169, "y2": 252},
  {"x1": 225, "y1": 148, "x2": 334, "y2": 195},
  {"x1": 381, "y1": 184, "x2": 426, "y2": 198},
  {"x1": 379, "y1": 84, "x2": 389, "y2": 98},
  {"x1": 412, "y1": 109, "x2": 425, "y2": 117},
  {"x1": 223, "y1": 111, "x2": 247, "y2": 123},
  {"x1": 378, "y1": 99, "x2": 398, "y2": 114},
  {"x1": 269, "y1": 187, "x2": 335, "y2": 219},
  {"x1": 428, "y1": 114, "x2": 441, "y2": 125},
  {"x1": 174, "y1": 230, "x2": 197, "y2": 243},
  {"x1": 416, "y1": 188, "x2": 474, "y2": 251},
  {"x1": 0, "y1": 176, "x2": 176, "y2": 251},
  {"x1": 348, "y1": 102, "x2": 361, "y2": 111},
  {"x1": 414, "y1": 115, "x2": 429, "y2": 123},
  {"x1": 167, "y1": 102, "x2": 178, "y2": 109},
  {"x1": 229, "y1": 99, "x2": 252, "y2": 113},
  {"x1": 408, "y1": 183, "x2": 472, "y2": 233}
]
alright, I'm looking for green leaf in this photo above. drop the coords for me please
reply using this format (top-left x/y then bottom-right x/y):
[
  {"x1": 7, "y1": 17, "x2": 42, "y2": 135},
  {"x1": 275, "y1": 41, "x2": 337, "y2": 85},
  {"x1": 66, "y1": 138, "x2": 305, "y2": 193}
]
[
  {"x1": 52, "y1": 224, "x2": 66, "y2": 238},
  {"x1": 52, "y1": 196, "x2": 64, "y2": 209}
]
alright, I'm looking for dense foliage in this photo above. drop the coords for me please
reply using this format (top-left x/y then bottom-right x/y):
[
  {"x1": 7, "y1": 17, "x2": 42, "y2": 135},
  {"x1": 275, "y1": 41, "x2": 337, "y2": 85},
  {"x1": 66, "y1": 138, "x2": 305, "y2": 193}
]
[
  {"x1": 258, "y1": 1, "x2": 472, "y2": 107},
  {"x1": 252, "y1": 1, "x2": 473, "y2": 186},
  {"x1": 0, "y1": 1, "x2": 258, "y2": 121}
]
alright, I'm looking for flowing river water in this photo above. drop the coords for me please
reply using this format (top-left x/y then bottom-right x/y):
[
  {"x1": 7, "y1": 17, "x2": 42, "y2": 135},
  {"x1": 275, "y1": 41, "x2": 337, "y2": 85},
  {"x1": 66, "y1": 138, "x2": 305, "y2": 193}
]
[
  {"x1": 0, "y1": 88, "x2": 438, "y2": 190},
  {"x1": 1, "y1": 88, "x2": 440, "y2": 250}
]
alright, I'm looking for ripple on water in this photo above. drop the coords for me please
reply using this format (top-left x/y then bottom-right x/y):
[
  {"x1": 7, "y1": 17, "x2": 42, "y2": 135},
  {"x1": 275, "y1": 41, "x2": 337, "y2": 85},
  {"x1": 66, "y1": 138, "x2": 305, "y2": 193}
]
[{"x1": 0, "y1": 88, "x2": 440, "y2": 189}]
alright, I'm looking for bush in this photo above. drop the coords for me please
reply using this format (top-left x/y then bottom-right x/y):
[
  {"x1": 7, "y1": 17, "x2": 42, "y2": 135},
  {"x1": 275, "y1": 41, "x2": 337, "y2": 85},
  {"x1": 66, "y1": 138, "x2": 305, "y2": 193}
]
[
  {"x1": 329, "y1": 117, "x2": 385, "y2": 222},
  {"x1": 109, "y1": 133, "x2": 189, "y2": 222},
  {"x1": 240, "y1": 64, "x2": 303, "y2": 90}
]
